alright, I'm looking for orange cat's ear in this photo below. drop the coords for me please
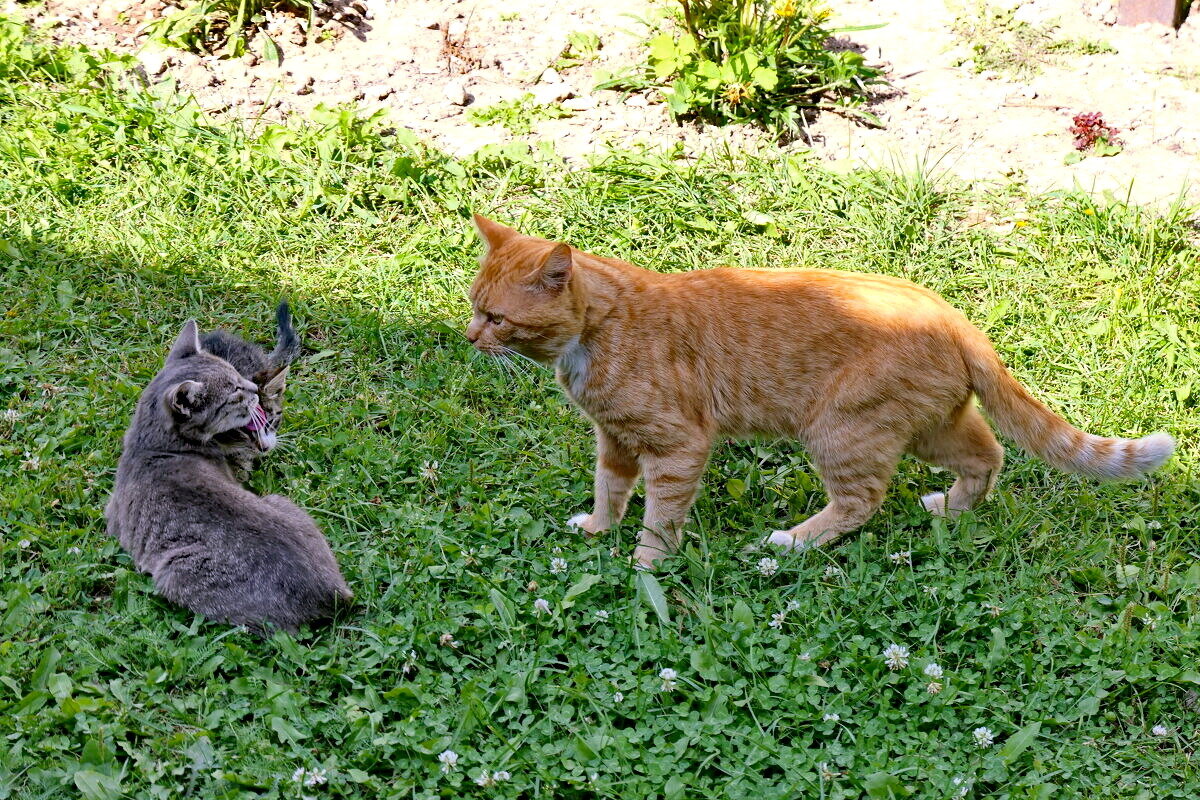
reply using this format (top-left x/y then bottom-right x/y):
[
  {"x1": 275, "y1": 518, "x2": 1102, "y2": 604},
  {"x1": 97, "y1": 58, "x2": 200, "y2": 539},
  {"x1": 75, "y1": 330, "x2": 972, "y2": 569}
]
[
  {"x1": 534, "y1": 244, "x2": 572, "y2": 292},
  {"x1": 472, "y1": 214, "x2": 517, "y2": 253}
]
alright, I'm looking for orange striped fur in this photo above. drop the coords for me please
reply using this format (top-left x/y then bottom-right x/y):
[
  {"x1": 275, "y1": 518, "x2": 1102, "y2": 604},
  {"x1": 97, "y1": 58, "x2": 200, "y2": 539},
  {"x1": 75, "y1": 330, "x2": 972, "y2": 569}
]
[{"x1": 466, "y1": 215, "x2": 1175, "y2": 568}]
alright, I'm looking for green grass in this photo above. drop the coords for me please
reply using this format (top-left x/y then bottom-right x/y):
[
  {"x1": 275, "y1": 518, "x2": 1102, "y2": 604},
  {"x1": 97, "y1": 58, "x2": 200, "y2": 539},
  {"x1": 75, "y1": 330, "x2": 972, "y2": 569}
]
[{"x1": 2, "y1": 15, "x2": 1199, "y2": 800}]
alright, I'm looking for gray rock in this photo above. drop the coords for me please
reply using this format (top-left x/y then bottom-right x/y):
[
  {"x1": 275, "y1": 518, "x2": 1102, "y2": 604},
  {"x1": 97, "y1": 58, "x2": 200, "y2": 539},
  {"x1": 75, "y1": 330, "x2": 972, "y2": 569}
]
[{"x1": 444, "y1": 79, "x2": 470, "y2": 106}]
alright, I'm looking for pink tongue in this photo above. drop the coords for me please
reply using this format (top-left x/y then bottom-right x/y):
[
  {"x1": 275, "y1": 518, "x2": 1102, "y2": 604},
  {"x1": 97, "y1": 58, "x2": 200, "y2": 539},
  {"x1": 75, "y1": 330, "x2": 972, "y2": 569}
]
[{"x1": 244, "y1": 404, "x2": 268, "y2": 432}]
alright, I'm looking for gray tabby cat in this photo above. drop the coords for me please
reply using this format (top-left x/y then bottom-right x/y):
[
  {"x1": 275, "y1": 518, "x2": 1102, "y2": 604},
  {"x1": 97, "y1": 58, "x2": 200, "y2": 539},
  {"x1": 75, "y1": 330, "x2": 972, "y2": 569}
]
[
  {"x1": 106, "y1": 320, "x2": 351, "y2": 634},
  {"x1": 202, "y1": 301, "x2": 301, "y2": 479}
]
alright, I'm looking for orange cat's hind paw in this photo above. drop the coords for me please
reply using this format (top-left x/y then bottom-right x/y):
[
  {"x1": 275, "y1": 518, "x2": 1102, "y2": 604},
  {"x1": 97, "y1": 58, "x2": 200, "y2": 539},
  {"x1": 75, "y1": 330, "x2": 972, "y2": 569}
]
[{"x1": 920, "y1": 492, "x2": 948, "y2": 516}]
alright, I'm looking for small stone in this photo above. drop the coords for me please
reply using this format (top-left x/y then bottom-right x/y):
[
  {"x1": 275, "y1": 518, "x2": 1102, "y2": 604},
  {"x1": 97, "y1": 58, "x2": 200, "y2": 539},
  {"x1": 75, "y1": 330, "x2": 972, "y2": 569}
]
[
  {"x1": 444, "y1": 79, "x2": 470, "y2": 106},
  {"x1": 447, "y1": 18, "x2": 467, "y2": 39},
  {"x1": 539, "y1": 67, "x2": 562, "y2": 84},
  {"x1": 531, "y1": 83, "x2": 573, "y2": 104},
  {"x1": 624, "y1": 93, "x2": 649, "y2": 108},
  {"x1": 562, "y1": 95, "x2": 597, "y2": 111},
  {"x1": 358, "y1": 83, "x2": 393, "y2": 101},
  {"x1": 139, "y1": 48, "x2": 171, "y2": 77}
]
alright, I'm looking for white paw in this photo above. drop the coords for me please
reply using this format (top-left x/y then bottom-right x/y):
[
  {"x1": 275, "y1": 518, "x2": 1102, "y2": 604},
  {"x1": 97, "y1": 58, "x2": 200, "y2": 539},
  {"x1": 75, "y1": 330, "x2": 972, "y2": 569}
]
[
  {"x1": 920, "y1": 492, "x2": 947, "y2": 517},
  {"x1": 566, "y1": 513, "x2": 591, "y2": 529},
  {"x1": 765, "y1": 530, "x2": 809, "y2": 552}
]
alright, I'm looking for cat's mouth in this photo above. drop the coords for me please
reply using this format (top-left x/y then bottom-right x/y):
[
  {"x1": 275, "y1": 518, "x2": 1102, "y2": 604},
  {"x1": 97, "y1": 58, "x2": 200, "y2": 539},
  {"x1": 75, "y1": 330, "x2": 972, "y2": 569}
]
[{"x1": 242, "y1": 403, "x2": 277, "y2": 452}]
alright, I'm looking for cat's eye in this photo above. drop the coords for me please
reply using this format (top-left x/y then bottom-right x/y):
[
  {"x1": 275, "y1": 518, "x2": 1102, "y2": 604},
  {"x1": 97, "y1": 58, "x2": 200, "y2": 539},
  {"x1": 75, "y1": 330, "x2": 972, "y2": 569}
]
[{"x1": 485, "y1": 312, "x2": 504, "y2": 325}]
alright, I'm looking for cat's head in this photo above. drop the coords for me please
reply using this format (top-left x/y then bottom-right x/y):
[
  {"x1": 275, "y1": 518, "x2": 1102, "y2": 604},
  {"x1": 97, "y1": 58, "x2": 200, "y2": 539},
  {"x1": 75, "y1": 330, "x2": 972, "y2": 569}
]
[
  {"x1": 466, "y1": 214, "x2": 584, "y2": 364},
  {"x1": 157, "y1": 320, "x2": 273, "y2": 450}
]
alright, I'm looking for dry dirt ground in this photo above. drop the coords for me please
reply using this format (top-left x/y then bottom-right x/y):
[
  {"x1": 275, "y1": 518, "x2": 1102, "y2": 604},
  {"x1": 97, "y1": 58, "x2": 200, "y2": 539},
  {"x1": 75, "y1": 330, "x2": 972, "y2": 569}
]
[{"x1": 9, "y1": 0, "x2": 1200, "y2": 205}]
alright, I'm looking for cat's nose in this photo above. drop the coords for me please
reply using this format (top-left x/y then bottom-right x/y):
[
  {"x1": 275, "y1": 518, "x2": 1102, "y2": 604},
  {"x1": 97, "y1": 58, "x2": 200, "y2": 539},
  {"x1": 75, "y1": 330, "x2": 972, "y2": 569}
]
[{"x1": 466, "y1": 319, "x2": 483, "y2": 343}]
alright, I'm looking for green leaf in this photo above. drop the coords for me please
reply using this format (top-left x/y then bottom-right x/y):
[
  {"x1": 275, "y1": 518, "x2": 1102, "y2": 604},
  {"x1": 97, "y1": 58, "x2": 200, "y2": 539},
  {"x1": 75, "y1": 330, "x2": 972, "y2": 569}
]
[
  {"x1": 725, "y1": 478, "x2": 746, "y2": 499},
  {"x1": 490, "y1": 588, "x2": 515, "y2": 628},
  {"x1": 689, "y1": 645, "x2": 727, "y2": 680},
  {"x1": 573, "y1": 734, "x2": 598, "y2": 762},
  {"x1": 864, "y1": 772, "x2": 908, "y2": 797},
  {"x1": 751, "y1": 66, "x2": 778, "y2": 92},
  {"x1": 269, "y1": 715, "x2": 306, "y2": 743},
  {"x1": 1000, "y1": 721, "x2": 1041, "y2": 763},
  {"x1": 562, "y1": 573, "x2": 602, "y2": 608},
  {"x1": 73, "y1": 770, "x2": 121, "y2": 800},
  {"x1": 731, "y1": 599, "x2": 754, "y2": 629},
  {"x1": 636, "y1": 571, "x2": 671, "y2": 625}
]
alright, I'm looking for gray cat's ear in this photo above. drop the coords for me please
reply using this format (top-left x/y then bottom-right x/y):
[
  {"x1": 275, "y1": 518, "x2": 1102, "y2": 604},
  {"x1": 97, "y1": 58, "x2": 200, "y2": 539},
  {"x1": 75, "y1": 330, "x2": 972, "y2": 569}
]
[
  {"x1": 168, "y1": 320, "x2": 201, "y2": 361},
  {"x1": 472, "y1": 214, "x2": 517, "y2": 254},
  {"x1": 536, "y1": 244, "x2": 572, "y2": 292},
  {"x1": 164, "y1": 380, "x2": 203, "y2": 417},
  {"x1": 258, "y1": 365, "x2": 288, "y2": 397}
]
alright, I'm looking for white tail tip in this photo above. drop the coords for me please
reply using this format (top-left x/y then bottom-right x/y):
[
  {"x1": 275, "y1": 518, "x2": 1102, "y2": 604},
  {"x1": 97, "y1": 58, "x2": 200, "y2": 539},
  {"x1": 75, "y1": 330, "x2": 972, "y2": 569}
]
[{"x1": 1133, "y1": 432, "x2": 1175, "y2": 475}]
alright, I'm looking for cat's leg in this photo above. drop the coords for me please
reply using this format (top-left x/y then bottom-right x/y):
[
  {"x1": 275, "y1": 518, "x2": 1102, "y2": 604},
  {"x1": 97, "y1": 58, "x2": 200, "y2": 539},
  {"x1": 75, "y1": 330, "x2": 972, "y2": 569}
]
[
  {"x1": 767, "y1": 435, "x2": 904, "y2": 551},
  {"x1": 909, "y1": 403, "x2": 1004, "y2": 517},
  {"x1": 634, "y1": 445, "x2": 710, "y2": 568},
  {"x1": 567, "y1": 428, "x2": 640, "y2": 535}
]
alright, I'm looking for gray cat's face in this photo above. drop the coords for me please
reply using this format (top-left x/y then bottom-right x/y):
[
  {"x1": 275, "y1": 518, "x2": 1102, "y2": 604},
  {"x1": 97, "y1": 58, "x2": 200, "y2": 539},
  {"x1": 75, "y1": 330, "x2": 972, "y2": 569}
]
[{"x1": 161, "y1": 321, "x2": 265, "y2": 446}]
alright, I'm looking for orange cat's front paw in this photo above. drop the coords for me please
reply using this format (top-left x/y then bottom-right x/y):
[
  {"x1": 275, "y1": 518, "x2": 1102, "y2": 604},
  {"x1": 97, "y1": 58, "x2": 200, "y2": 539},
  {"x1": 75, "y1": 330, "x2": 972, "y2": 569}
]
[
  {"x1": 566, "y1": 513, "x2": 603, "y2": 536},
  {"x1": 764, "y1": 530, "x2": 813, "y2": 552}
]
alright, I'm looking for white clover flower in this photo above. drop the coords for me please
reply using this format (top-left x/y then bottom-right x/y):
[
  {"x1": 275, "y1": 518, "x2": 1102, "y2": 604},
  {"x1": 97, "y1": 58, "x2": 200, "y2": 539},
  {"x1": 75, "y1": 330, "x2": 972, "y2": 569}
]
[
  {"x1": 303, "y1": 768, "x2": 327, "y2": 787},
  {"x1": 983, "y1": 602, "x2": 1003, "y2": 617},
  {"x1": 923, "y1": 662, "x2": 944, "y2": 679},
  {"x1": 552, "y1": 546, "x2": 563, "y2": 555},
  {"x1": 799, "y1": 651, "x2": 812, "y2": 661},
  {"x1": 292, "y1": 767, "x2": 306, "y2": 783},
  {"x1": 438, "y1": 749, "x2": 459, "y2": 772},
  {"x1": 18, "y1": 539, "x2": 30, "y2": 549},
  {"x1": 769, "y1": 611, "x2": 786, "y2": 629},
  {"x1": 475, "y1": 771, "x2": 495, "y2": 787},
  {"x1": 533, "y1": 597, "x2": 550, "y2": 615},
  {"x1": 20, "y1": 452, "x2": 39, "y2": 471},
  {"x1": 888, "y1": 550, "x2": 911, "y2": 565},
  {"x1": 1146, "y1": 520, "x2": 1162, "y2": 530},
  {"x1": 419, "y1": 460, "x2": 439, "y2": 482},
  {"x1": 461, "y1": 547, "x2": 477, "y2": 564},
  {"x1": 786, "y1": 599, "x2": 801, "y2": 611},
  {"x1": 922, "y1": 585, "x2": 938, "y2": 596},
  {"x1": 612, "y1": 691, "x2": 624, "y2": 703},
  {"x1": 659, "y1": 667, "x2": 678, "y2": 691},
  {"x1": 926, "y1": 681, "x2": 943, "y2": 695},
  {"x1": 823, "y1": 564, "x2": 842, "y2": 578},
  {"x1": 438, "y1": 632, "x2": 459, "y2": 647},
  {"x1": 757, "y1": 557, "x2": 779, "y2": 577},
  {"x1": 952, "y1": 776, "x2": 970, "y2": 797},
  {"x1": 68, "y1": 546, "x2": 81, "y2": 555},
  {"x1": 493, "y1": 770, "x2": 511, "y2": 782},
  {"x1": 1152, "y1": 724, "x2": 1169, "y2": 737},
  {"x1": 594, "y1": 609, "x2": 610, "y2": 621},
  {"x1": 819, "y1": 762, "x2": 838, "y2": 781},
  {"x1": 550, "y1": 557, "x2": 568, "y2": 574},
  {"x1": 882, "y1": 643, "x2": 909, "y2": 670},
  {"x1": 1145, "y1": 614, "x2": 1159, "y2": 630},
  {"x1": 823, "y1": 713, "x2": 840, "y2": 722},
  {"x1": 2, "y1": 409, "x2": 18, "y2": 422},
  {"x1": 973, "y1": 726, "x2": 995, "y2": 748}
]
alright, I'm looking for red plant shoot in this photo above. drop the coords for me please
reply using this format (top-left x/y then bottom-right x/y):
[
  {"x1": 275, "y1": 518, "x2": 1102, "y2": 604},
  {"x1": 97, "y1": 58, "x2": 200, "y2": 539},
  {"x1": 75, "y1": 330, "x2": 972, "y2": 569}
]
[{"x1": 1070, "y1": 111, "x2": 1121, "y2": 151}]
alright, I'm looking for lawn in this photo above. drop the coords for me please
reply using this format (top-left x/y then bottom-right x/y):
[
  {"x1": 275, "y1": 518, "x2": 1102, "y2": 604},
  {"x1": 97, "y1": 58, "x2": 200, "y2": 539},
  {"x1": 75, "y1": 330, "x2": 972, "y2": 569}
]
[{"x1": 1, "y1": 17, "x2": 1199, "y2": 800}]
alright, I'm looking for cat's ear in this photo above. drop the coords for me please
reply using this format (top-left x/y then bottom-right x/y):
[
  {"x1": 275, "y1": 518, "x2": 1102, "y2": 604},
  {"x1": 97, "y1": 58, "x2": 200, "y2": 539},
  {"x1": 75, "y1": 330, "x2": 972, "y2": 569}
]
[
  {"x1": 535, "y1": 244, "x2": 572, "y2": 292},
  {"x1": 168, "y1": 320, "x2": 201, "y2": 361},
  {"x1": 164, "y1": 380, "x2": 203, "y2": 417},
  {"x1": 256, "y1": 365, "x2": 289, "y2": 398},
  {"x1": 472, "y1": 214, "x2": 517, "y2": 254}
]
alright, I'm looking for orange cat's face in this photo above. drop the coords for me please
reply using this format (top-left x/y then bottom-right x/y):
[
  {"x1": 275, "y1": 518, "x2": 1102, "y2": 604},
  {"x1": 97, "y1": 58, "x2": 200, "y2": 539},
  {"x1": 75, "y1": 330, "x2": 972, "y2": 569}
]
[{"x1": 467, "y1": 215, "x2": 584, "y2": 364}]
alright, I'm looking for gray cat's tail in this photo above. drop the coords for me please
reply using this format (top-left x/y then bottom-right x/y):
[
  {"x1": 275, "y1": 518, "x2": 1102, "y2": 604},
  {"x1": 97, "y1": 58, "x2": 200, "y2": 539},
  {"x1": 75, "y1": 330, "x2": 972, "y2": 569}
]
[{"x1": 269, "y1": 300, "x2": 301, "y2": 367}]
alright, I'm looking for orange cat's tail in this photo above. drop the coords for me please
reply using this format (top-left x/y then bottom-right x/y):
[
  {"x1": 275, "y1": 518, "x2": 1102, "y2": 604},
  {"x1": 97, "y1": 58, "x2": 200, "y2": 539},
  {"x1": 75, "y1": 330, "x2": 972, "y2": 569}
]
[{"x1": 963, "y1": 335, "x2": 1174, "y2": 479}]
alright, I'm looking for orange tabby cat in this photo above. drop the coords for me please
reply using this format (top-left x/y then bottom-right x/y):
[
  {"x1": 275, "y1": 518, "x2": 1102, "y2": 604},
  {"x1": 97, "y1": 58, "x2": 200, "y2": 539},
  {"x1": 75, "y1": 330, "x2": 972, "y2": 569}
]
[{"x1": 466, "y1": 214, "x2": 1174, "y2": 568}]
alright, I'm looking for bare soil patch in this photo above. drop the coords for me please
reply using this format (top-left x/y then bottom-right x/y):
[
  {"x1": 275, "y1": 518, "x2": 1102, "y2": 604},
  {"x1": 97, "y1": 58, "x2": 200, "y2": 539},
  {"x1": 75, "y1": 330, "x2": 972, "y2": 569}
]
[{"x1": 12, "y1": 0, "x2": 1200, "y2": 204}]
